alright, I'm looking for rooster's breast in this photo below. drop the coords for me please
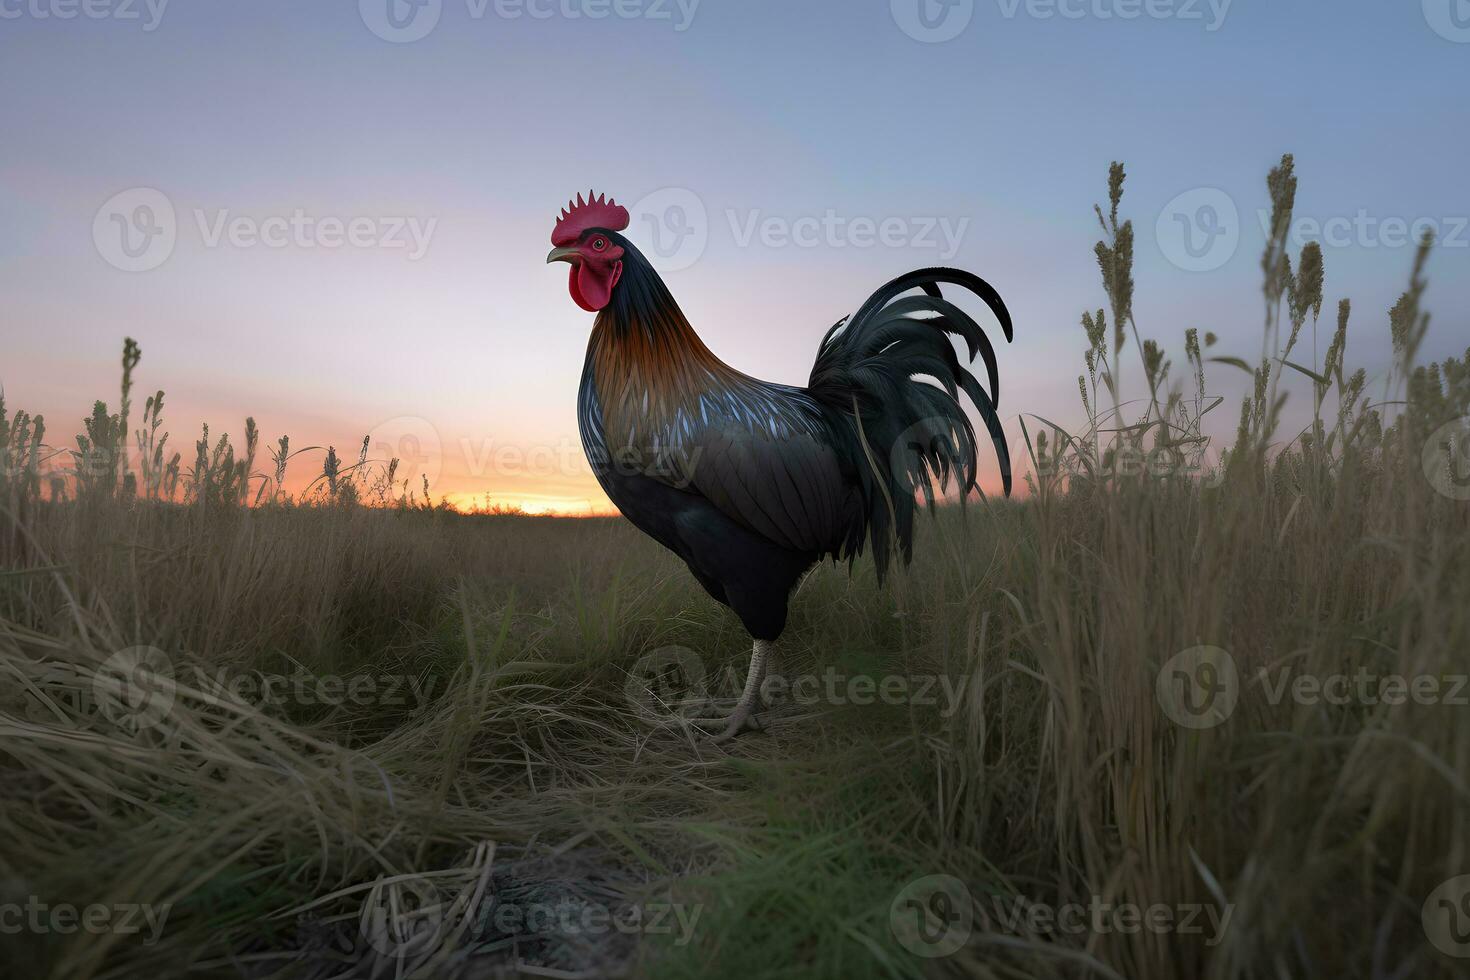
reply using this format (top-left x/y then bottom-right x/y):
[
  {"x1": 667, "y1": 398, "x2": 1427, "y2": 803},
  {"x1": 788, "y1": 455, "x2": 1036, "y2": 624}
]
[{"x1": 576, "y1": 359, "x2": 684, "y2": 546}]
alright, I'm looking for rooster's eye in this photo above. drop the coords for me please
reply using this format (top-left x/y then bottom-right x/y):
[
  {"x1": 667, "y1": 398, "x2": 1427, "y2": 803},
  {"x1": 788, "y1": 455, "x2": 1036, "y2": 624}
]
[{"x1": 591, "y1": 237, "x2": 607, "y2": 251}]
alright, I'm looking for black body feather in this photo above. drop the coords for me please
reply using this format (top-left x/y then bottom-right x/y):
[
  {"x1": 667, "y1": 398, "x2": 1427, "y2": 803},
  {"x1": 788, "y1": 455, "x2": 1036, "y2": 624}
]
[{"x1": 577, "y1": 235, "x2": 1012, "y2": 640}]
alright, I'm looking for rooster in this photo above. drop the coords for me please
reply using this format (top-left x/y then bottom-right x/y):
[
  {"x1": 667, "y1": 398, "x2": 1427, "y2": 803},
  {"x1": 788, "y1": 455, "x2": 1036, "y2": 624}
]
[{"x1": 547, "y1": 192, "x2": 1012, "y2": 741}]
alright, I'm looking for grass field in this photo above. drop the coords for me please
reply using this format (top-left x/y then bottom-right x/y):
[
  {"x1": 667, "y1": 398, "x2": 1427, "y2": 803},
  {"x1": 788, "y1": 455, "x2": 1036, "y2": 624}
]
[{"x1": 3, "y1": 160, "x2": 1469, "y2": 979}]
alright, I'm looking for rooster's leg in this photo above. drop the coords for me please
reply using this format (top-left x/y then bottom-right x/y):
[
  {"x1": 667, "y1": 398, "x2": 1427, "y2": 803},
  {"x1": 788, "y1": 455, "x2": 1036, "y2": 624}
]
[{"x1": 702, "y1": 639, "x2": 772, "y2": 743}]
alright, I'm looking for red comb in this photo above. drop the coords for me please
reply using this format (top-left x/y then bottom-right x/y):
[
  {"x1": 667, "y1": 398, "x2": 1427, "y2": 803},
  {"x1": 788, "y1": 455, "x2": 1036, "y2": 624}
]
[{"x1": 552, "y1": 191, "x2": 630, "y2": 247}]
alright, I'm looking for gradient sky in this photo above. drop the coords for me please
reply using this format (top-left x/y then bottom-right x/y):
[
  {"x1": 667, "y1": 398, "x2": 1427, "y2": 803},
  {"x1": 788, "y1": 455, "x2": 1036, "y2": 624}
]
[{"x1": 3, "y1": 0, "x2": 1467, "y2": 513}]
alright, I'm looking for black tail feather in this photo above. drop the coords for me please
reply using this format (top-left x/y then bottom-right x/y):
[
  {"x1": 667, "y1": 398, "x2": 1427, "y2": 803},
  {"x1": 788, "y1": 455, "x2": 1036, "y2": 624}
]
[{"x1": 807, "y1": 267, "x2": 1013, "y2": 580}]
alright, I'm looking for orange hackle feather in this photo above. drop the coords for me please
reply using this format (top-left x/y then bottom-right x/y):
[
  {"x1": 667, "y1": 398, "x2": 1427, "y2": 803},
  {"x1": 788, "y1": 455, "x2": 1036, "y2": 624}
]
[{"x1": 590, "y1": 299, "x2": 732, "y2": 463}]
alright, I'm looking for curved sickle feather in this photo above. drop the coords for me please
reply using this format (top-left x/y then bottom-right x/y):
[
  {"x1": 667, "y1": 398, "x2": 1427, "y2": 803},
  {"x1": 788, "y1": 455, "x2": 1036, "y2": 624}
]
[
  {"x1": 805, "y1": 264, "x2": 1016, "y2": 577},
  {"x1": 847, "y1": 267, "x2": 1014, "y2": 350},
  {"x1": 863, "y1": 293, "x2": 1002, "y2": 409}
]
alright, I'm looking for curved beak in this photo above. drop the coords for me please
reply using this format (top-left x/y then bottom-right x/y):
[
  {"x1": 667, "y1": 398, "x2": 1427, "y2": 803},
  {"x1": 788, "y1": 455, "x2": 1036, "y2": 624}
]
[{"x1": 546, "y1": 246, "x2": 579, "y2": 265}]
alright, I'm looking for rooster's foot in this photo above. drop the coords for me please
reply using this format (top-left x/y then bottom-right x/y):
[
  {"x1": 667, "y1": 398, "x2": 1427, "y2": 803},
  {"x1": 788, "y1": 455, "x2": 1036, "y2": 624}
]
[{"x1": 704, "y1": 711, "x2": 764, "y2": 744}]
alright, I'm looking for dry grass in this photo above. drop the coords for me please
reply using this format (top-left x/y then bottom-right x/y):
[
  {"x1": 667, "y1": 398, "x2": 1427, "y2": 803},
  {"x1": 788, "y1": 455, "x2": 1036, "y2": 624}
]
[{"x1": 2, "y1": 158, "x2": 1469, "y2": 979}]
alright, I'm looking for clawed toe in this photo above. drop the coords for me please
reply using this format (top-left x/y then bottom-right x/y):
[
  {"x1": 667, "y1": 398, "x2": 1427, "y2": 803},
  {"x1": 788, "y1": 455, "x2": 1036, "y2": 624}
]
[{"x1": 704, "y1": 711, "x2": 764, "y2": 744}]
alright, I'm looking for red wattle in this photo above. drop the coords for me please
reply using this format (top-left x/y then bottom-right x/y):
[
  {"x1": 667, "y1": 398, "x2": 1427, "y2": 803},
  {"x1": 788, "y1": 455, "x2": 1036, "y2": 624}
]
[
  {"x1": 570, "y1": 260, "x2": 622, "y2": 312},
  {"x1": 568, "y1": 265, "x2": 593, "y2": 312}
]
